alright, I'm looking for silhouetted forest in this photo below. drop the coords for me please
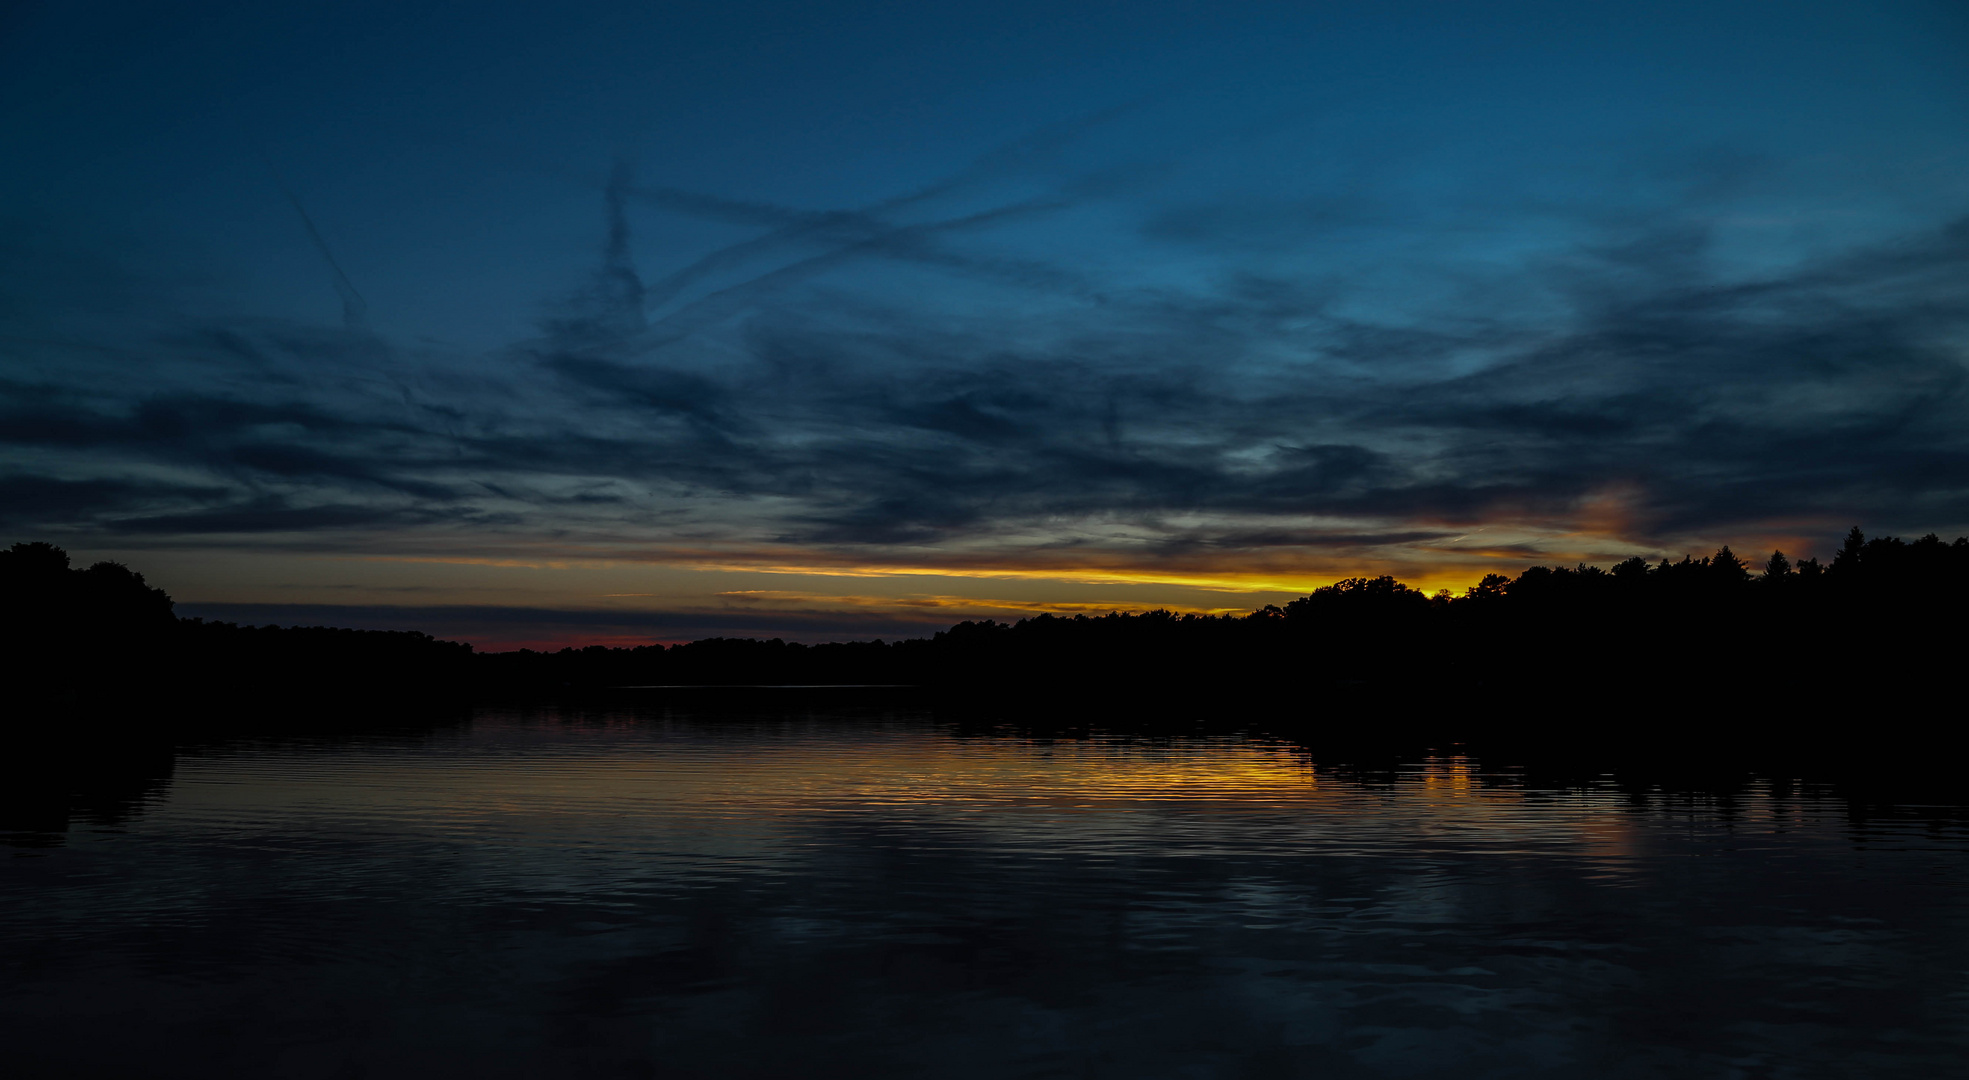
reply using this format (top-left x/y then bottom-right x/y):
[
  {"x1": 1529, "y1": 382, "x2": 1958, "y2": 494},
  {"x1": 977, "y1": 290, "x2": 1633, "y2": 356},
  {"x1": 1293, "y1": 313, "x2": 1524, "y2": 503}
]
[
  {"x1": 6, "y1": 530, "x2": 1966, "y2": 734},
  {"x1": 3, "y1": 542, "x2": 473, "y2": 727},
  {"x1": 434, "y1": 526, "x2": 1969, "y2": 725}
]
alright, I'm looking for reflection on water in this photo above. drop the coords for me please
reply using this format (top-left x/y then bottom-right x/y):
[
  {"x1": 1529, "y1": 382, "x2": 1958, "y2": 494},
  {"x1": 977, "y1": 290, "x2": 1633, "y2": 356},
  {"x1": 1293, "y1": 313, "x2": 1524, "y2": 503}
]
[{"x1": 5, "y1": 703, "x2": 1969, "y2": 1078}]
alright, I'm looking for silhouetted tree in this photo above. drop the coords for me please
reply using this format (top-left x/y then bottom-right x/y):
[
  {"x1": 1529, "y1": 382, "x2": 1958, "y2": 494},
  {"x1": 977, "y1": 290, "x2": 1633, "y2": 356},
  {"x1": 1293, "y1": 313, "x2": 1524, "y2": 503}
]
[
  {"x1": 1610, "y1": 557, "x2": 1651, "y2": 582},
  {"x1": 1762, "y1": 550, "x2": 1792, "y2": 580},
  {"x1": 1833, "y1": 527, "x2": 1867, "y2": 573},
  {"x1": 1711, "y1": 545, "x2": 1750, "y2": 584}
]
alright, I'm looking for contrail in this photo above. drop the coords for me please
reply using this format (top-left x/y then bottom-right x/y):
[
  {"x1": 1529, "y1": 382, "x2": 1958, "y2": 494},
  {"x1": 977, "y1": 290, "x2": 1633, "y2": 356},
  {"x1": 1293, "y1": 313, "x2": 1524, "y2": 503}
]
[
  {"x1": 403, "y1": 99, "x2": 1157, "y2": 318},
  {"x1": 633, "y1": 197, "x2": 1076, "y2": 348},
  {"x1": 597, "y1": 157, "x2": 648, "y2": 335},
  {"x1": 252, "y1": 145, "x2": 369, "y2": 331},
  {"x1": 629, "y1": 98, "x2": 1158, "y2": 310}
]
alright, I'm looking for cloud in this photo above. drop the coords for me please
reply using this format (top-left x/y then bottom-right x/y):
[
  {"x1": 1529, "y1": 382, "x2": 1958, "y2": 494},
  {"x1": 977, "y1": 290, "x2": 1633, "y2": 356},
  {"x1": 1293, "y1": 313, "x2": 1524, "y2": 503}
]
[
  {"x1": 107, "y1": 498, "x2": 503, "y2": 535},
  {"x1": 174, "y1": 582, "x2": 1258, "y2": 651},
  {"x1": 6, "y1": 128, "x2": 1968, "y2": 593},
  {"x1": 0, "y1": 475, "x2": 229, "y2": 527},
  {"x1": 709, "y1": 589, "x2": 1245, "y2": 618},
  {"x1": 171, "y1": 600, "x2": 961, "y2": 649}
]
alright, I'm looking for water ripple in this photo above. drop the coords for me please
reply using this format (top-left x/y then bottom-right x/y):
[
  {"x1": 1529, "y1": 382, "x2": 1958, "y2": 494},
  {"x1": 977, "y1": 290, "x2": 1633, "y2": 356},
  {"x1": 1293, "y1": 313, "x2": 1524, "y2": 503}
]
[{"x1": 4, "y1": 706, "x2": 1967, "y2": 1078}]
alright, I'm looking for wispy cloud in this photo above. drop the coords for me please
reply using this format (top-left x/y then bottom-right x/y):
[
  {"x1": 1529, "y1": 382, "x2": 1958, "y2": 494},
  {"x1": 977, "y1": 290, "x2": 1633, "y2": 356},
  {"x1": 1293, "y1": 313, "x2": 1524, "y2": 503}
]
[
  {"x1": 710, "y1": 589, "x2": 1246, "y2": 618},
  {"x1": 7, "y1": 116, "x2": 1968, "y2": 603}
]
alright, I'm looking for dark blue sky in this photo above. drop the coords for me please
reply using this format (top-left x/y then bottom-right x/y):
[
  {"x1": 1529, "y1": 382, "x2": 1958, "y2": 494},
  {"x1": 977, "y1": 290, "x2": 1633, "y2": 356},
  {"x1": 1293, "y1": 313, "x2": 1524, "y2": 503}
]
[{"x1": 4, "y1": 0, "x2": 1967, "y2": 646}]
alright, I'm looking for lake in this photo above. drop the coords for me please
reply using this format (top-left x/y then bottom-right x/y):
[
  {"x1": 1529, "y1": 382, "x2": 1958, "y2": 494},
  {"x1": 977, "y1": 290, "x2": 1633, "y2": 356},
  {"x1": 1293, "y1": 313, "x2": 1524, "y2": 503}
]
[{"x1": 5, "y1": 698, "x2": 1968, "y2": 1078}]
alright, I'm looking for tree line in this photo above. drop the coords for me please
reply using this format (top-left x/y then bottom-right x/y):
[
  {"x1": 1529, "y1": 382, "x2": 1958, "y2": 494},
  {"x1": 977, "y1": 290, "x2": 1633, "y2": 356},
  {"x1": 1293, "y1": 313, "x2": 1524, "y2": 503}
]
[{"x1": 5, "y1": 528, "x2": 1963, "y2": 725}]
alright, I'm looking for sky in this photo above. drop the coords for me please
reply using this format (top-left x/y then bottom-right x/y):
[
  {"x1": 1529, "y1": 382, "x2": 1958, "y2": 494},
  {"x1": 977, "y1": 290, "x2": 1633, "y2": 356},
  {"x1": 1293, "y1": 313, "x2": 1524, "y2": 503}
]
[{"x1": 4, "y1": 0, "x2": 1967, "y2": 648}]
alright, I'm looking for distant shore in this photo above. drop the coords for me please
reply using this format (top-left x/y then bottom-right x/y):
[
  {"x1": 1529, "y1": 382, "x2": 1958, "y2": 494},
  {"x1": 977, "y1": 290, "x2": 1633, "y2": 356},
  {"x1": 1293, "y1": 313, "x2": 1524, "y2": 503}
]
[{"x1": 6, "y1": 528, "x2": 1966, "y2": 742}]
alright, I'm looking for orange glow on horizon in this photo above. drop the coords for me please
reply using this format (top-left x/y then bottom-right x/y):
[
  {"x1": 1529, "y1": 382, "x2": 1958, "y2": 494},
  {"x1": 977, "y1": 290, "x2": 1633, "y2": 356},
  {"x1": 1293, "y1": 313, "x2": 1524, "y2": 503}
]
[
  {"x1": 257, "y1": 518, "x2": 1857, "y2": 649},
  {"x1": 345, "y1": 549, "x2": 1497, "y2": 599}
]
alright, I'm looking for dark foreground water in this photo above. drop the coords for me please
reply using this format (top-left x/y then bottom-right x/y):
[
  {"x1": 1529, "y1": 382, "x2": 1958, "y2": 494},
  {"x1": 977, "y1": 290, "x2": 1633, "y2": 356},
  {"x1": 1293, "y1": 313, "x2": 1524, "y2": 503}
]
[{"x1": 6, "y1": 702, "x2": 1969, "y2": 1078}]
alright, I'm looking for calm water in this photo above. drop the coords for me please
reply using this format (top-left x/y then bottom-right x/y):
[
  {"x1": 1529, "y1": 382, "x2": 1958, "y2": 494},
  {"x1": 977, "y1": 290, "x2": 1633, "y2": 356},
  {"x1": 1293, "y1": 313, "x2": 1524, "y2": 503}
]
[{"x1": 6, "y1": 702, "x2": 1969, "y2": 1078}]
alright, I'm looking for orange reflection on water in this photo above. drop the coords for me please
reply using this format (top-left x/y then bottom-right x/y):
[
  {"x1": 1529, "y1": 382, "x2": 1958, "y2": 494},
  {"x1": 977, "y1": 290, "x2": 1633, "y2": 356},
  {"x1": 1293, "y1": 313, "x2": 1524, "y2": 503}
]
[{"x1": 149, "y1": 716, "x2": 1656, "y2": 886}]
